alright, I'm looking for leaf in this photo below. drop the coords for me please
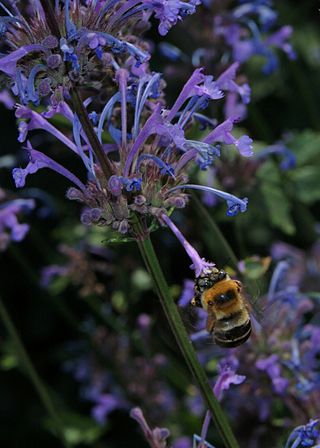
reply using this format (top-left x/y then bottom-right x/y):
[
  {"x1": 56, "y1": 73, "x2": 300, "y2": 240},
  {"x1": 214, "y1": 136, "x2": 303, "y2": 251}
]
[
  {"x1": 291, "y1": 166, "x2": 320, "y2": 204},
  {"x1": 257, "y1": 161, "x2": 295, "y2": 235},
  {"x1": 240, "y1": 256, "x2": 272, "y2": 280},
  {"x1": 45, "y1": 412, "x2": 106, "y2": 446},
  {"x1": 288, "y1": 130, "x2": 320, "y2": 165},
  {"x1": 0, "y1": 353, "x2": 18, "y2": 370}
]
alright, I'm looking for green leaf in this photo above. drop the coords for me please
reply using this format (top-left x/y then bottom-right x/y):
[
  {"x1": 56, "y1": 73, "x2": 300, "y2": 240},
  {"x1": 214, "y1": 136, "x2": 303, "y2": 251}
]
[
  {"x1": 291, "y1": 166, "x2": 320, "y2": 204},
  {"x1": 258, "y1": 162, "x2": 295, "y2": 235},
  {"x1": 288, "y1": 130, "x2": 320, "y2": 165},
  {"x1": 0, "y1": 353, "x2": 18, "y2": 370},
  {"x1": 240, "y1": 256, "x2": 272, "y2": 280},
  {"x1": 46, "y1": 412, "x2": 106, "y2": 446}
]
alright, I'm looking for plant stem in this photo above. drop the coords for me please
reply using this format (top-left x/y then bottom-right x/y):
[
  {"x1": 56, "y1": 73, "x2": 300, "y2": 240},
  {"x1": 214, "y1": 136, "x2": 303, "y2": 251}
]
[
  {"x1": 71, "y1": 89, "x2": 114, "y2": 179},
  {"x1": 134, "y1": 224, "x2": 239, "y2": 448},
  {"x1": 0, "y1": 297, "x2": 70, "y2": 448}
]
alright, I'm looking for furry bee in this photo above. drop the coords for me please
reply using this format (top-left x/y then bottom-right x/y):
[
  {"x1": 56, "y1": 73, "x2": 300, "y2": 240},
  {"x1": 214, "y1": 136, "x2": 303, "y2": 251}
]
[{"x1": 191, "y1": 268, "x2": 251, "y2": 348}]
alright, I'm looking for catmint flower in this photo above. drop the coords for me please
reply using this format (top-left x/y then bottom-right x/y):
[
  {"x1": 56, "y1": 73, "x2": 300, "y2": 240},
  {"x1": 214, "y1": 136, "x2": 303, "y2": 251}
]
[
  {"x1": 285, "y1": 420, "x2": 320, "y2": 448},
  {"x1": 12, "y1": 66, "x2": 252, "y2": 238},
  {"x1": 144, "y1": 0, "x2": 201, "y2": 36},
  {"x1": 256, "y1": 143, "x2": 296, "y2": 170},
  {"x1": 0, "y1": 0, "x2": 199, "y2": 105},
  {"x1": 130, "y1": 407, "x2": 170, "y2": 448},
  {"x1": 214, "y1": 0, "x2": 296, "y2": 74},
  {"x1": 195, "y1": 361, "x2": 245, "y2": 448},
  {"x1": 213, "y1": 361, "x2": 246, "y2": 401},
  {"x1": 256, "y1": 354, "x2": 289, "y2": 395},
  {"x1": 93, "y1": 394, "x2": 125, "y2": 425},
  {"x1": 172, "y1": 437, "x2": 192, "y2": 448},
  {"x1": 0, "y1": 189, "x2": 35, "y2": 251}
]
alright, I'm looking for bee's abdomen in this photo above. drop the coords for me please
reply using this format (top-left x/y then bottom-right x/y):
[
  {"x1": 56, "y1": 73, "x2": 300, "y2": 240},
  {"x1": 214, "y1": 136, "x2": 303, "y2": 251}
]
[{"x1": 214, "y1": 319, "x2": 251, "y2": 348}]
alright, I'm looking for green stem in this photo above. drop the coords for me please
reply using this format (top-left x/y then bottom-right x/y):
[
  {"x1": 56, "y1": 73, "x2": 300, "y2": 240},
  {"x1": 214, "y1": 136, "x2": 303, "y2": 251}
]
[
  {"x1": 134, "y1": 225, "x2": 239, "y2": 448},
  {"x1": 71, "y1": 89, "x2": 114, "y2": 179},
  {"x1": 0, "y1": 297, "x2": 70, "y2": 448}
]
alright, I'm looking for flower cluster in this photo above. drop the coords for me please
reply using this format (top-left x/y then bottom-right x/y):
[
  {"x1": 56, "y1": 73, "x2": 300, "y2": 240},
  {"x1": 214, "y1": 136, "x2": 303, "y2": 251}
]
[
  {"x1": 213, "y1": 0, "x2": 296, "y2": 74},
  {"x1": 159, "y1": 0, "x2": 295, "y2": 122},
  {"x1": 0, "y1": 0, "x2": 201, "y2": 106},
  {"x1": 161, "y1": 0, "x2": 295, "y2": 74},
  {"x1": 0, "y1": 188, "x2": 35, "y2": 251},
  {"x1": 285, "y1": 419, "x2": 320, "y2": 448},
  {"x1": 11, "y1": 64, "x2": 252, "y2": 257}
]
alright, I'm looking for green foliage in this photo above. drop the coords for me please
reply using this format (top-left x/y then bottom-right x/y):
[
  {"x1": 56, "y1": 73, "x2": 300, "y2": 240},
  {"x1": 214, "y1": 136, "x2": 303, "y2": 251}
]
[{"x1": 257, "y1": 160, "x2": 295, "y2": 235}]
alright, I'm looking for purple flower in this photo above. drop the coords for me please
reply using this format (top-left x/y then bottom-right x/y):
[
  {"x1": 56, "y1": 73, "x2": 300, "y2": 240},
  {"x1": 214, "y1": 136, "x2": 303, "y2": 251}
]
[
  {"x1": 256, "y1": 143, "x2": 296, "y2": 170},
  {"x1": 213, "y1": 362, "x2": 246, "y2": 401},
  {"x1": 204, "y1": 118, "x2": 253, "y2": 157},
  {"x1": 172, "y1": 437, "x2": 192, "y2": 448},
  {"x1": 214, "y1": 1, "x2": 295, "y2": 74},
  {"x1": 159, "y1": 213, "x2": 215, "y2": 277},
  {"x1": 0, "y1": 1, "x2": 153, "y2": 104},
  {"x1": 12, "y1": 65, "x2": 251, "y2": 238},
  {"x1": 12, "y1": 141, "x2": 86, "y2": 193},
  {"x1": 0, "y1": 194, "x2": 35, "y2": 251},
  {"x1": 168, "y1": 184, "x2": 248, "y2": 216},
  {"x1": 92, "y1": 394, "x2": 124, "y2": 425},
  {"x1": 130, "y1": 407, "x2": 170, "y2": 447},
  {"x1": 285, "y1": 420, "x2": 320, "y2": 448},
  {"x1": 145, "y1": 0, "x2": 201, "y2": 35},
  {"x1": 256, "y1": 354, "x2": 289, "y2": 394}
]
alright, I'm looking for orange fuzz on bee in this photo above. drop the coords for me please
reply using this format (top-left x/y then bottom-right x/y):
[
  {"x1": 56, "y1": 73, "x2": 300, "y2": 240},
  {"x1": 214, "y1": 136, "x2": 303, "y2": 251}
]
[{"x1": 191, "y1": 268, "x2": 251, "y2": 348}]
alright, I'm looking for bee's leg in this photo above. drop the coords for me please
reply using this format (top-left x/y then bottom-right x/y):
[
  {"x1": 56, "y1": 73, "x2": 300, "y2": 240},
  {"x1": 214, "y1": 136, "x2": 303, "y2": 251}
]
[{"x1": 206, "y1": 314, "x2": 216, "y2": 334}]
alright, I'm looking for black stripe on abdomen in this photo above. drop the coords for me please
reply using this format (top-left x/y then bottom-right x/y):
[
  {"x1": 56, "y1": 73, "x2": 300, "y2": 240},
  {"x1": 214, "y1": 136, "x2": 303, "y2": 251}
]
[{"x1": 214, "y1": 320, "x2": 251, "y2": 348}]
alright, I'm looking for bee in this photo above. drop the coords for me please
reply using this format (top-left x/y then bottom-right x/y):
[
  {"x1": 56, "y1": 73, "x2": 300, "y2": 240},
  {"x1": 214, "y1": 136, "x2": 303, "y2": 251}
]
[{"x1": 191, "y1": 267, "x2": 251, "y2": 348}]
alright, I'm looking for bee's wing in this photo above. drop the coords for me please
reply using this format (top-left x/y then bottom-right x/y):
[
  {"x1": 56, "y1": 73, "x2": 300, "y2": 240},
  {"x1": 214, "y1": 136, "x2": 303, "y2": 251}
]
[
  {"x1": 178, "y1": 302, "x2": 203, "y2": 333},
  {"x1": 247, "y1": 288, "x2": 302, "y2": 334}
]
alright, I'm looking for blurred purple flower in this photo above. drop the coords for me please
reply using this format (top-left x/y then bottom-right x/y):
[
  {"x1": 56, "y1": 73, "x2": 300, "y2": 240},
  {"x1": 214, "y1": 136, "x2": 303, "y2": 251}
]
[
  {"x1": 285, "y1": 419, "x2": 320, "y2": 448},
  {"x1": 213, "y1": 361, "x2": 246, "y2": 401},
  {"x1": 0, "y1": 192, "x2": 35, "y2": 251},
  {"x1": 92, "y1": 394, "x2": 125, "y2": 425},
  {"x1": 130, "y1": 407, "x2": 170, "y2": 448}
]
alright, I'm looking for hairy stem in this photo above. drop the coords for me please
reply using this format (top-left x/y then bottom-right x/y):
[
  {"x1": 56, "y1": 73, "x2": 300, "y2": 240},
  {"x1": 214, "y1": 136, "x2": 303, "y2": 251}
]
[
  {"x1": 0, "y1": 297, "x2": 70, "y2": 447},
  {"x1": 71, "y1": 89, "x2": 114, "y2": 179},
  {"x1": 134, "y1": 222, "x2": 239, "y2": 448}
]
